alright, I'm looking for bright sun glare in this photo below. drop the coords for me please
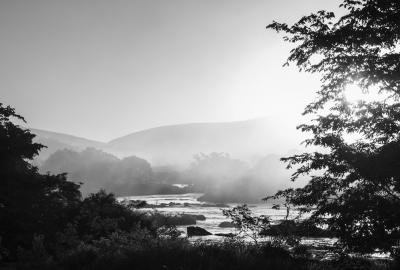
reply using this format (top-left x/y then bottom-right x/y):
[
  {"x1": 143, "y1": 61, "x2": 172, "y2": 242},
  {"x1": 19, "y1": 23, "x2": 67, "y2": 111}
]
[
  {"x1": 344, "y1": 84, "x2": 364, "y2": 103},
  {"x1": 344, "y1": 84, "x2": 385, "y2": 103}
]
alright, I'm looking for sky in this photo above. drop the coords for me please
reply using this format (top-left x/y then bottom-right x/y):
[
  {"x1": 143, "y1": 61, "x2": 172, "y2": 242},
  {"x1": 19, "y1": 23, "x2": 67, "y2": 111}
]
[{"x1": 1, "y1": 0, "x2": 344, "y2": 142}]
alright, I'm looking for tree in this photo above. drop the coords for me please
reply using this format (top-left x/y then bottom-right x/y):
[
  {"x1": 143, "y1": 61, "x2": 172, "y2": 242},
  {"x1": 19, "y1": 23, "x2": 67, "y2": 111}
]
[
  {"x1": 265, "y1": 0, "x2": 400, "y2": 254},
  {"x1": 222, "y1": 204, "x2": 270, "y2": 244},
  {"x1": 71, "y1": 189, "x2": 150, "y2": 242},
  {"x1": 187, "y1": 152, "x2": 249, "y2": 185},
  {"x1": 115, "y1": 155, "x2": 154, "y2": 184},
  {"x1": 0, "y1": 104, "x2": 81, "y2": 256},
  {"x1": 41, "y1": 148, "x2": 120, "y2": 195},
  {"x1": 0, "y1": 104, "x2": 43, "y2": 170}
]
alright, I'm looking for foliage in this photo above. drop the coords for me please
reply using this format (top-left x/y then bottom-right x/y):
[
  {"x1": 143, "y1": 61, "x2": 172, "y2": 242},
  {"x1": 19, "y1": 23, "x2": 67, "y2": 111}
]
[
  {"x1": 0, "y1": 104, "x2": 158, "y2": 262},
  {"x1": 72, "y1": 190, "x2": 151, "y2": 242},
  {"x1": 39, "y1": 148, "x2": 195, "y2": 197},
  {"x1": 265, "y1": 0, "x2": 400, "y2": 255},
  {"x1": 0, "y1": 237, "x2": 10, "y2": 262},
  {"x1": 40, "y1": 148, "x2": 155, "y2": 195},
  {"x1": 0, "y1": 103, "x2": 82, "y2": 257},
  {"x1": 191, "y1": 152, "x2": 282, "y2": 203},
  {"x1": 153, "y1": 164, "x2": 184, "y2": 184},
  {"x1": 187, "y1": 152, "x2": 249, "y2": 187},
  {"x1": 39, "y1": 148, "x2": 293, "y2": 202},
  {"x1": 9, "y1": 230, "x2": 397, "y2": 270},
  {"x1": 222, "y1": 204, "x2": 330, "y2": 250},
  {"x1": 0, "y1": 104, "x2": 43, "y2": 166},
  {"x1": 222, "y1": 204, "x2": 270, "y2": 244}
]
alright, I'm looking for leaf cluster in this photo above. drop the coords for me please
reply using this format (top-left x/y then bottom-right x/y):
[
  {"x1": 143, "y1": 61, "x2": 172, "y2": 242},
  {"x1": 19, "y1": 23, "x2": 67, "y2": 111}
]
[
  {"x1": 266, "y1": 0, "x2": 400, "y2": 255},
  {"x1": 222, "y1": 204, "x2": 271, "y2": 244}
]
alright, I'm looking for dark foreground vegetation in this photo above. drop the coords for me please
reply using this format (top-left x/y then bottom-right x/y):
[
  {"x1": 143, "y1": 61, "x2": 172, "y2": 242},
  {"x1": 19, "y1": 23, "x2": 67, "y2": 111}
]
[
  {"x1": 2, "y1": 0, "x2": 400, "y2": 268},
  {"x1": 3, "y1": 234, "x2": 398, "y2": 270},
  {"x1": 0, "y1": 103, "x2": 398, "y2": 269}
]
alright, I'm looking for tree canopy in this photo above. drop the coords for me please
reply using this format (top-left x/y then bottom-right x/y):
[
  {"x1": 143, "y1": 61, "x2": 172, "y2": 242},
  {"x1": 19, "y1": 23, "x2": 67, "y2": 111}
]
[
  {"x1": 265, "y1": 0, "x2": 400, "y2": 254},
  {"x1": 0, "y1": 104, "x2": 82, "y2": 254},
  {"x1": 188, "y1": 152, "x2": 249, "y2": 183},
  {"x1": 40, "y1": 148, "x2": 156, "y2": 195}
]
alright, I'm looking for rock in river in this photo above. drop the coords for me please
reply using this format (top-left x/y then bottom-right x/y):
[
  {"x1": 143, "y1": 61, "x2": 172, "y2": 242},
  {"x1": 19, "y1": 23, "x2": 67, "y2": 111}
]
[
  {"x1": 182, "y1": 214, "x2": 206, "y2": 221},
  {"x1": 215, "y1": 233, "x2": 235, "y2": 237},
  {"x1": 187, "y1": 226, "x2": 213, "y2": 237},
  {"x1": 218, "y1": 221, "x2": 237, "y2": 228},
  {"x1": 166, "y1": 215, "x2": 196, "y2": 226}
]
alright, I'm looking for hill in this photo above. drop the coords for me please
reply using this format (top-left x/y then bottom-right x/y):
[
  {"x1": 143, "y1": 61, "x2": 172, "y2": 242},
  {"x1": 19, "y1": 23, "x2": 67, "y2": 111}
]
[
  {"x1": 27, "y1": 115, "x2": 311, "y2": 165},
  {"x1": 26, "y1": 127, "x2": 106, "y2": 160},
  {"x1": 106, "y1": 115, "x2": 310, "y2": 164},
  {"x1": 27, "y1": 116, "x2": 312, "y2": 199}
]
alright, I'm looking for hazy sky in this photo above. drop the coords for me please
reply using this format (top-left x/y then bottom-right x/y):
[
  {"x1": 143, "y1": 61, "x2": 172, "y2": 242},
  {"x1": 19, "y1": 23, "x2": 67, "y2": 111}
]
[{"x1": 1, "y1": 0, "x2": 343, "y2": 142}]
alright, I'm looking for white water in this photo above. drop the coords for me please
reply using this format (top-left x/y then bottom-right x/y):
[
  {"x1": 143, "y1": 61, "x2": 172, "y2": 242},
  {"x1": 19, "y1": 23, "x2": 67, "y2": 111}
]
[
  {"x1": 119, "y1": 193, "x2": 331, "y2": 243},
  {"x1": 118, "y1": 193, "x2": 390, "y2": 259}
]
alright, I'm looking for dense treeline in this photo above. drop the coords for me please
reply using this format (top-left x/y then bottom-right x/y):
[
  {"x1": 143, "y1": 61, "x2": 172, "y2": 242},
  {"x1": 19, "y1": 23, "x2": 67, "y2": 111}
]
[
  {"x1": 39, "y1": 147, "x2": 193, "y2": 196},
  {"x1": 194, "y1": 153, "x2": 298, "y2": 203},
  {"x1": 39, "y1": 148, "x2": 294, "y2": 202},
  {"x1": 39, "y1": 148, "x2": 161, "y2": 196}
]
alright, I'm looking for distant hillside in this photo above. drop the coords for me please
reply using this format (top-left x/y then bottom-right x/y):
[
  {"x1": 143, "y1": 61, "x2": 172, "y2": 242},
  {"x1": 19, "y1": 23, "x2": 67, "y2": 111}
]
[
  {"x1": 26, "y1": 117, "x2": 313, "y2": 199},
  {"x1": 27, "y1": 115, "x2": 312, "y2": 164},
  {"x1": 106, "y1": 115, "x2": 310, "y2": 164},
  {"x1": 26, "y1": 127, "x2": 106, "y2": 160},
  {"x1": 28, "y1": 128, "x2": 105, "y2": 148}
]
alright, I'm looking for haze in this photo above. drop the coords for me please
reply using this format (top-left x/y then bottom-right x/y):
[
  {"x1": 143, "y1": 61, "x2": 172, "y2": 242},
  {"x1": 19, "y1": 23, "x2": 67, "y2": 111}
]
[
  {"x1": 1, "y1": 0, "x2": 342, "y2": 142},
  {"x1": 1, "y1": 0, "x2": 343, "y2": 202}
]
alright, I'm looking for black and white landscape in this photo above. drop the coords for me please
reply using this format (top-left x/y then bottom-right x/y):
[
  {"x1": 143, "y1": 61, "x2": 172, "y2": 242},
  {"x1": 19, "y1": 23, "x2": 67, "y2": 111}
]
[{"x1": 1, "y1": 0, "x2": 399, "y2": 269}]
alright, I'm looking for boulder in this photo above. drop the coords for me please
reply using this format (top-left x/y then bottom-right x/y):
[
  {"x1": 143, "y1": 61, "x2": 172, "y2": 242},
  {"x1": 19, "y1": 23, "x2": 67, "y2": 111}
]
[
  {"x1": 166, "y1": 215, "x2": 196, "y2": 226},
  {"x1": 186, "y1": 214, "x2": 206, "y2": 221},
  {"x1": 215, "y1": 233, "x2": 235, "y2": 237},
  {"x1": 218, "y1": 221, "x2": 237, "y2": 228},
  {"x1": 187, "y1": 226, "x2": 213, "y2": 237}
]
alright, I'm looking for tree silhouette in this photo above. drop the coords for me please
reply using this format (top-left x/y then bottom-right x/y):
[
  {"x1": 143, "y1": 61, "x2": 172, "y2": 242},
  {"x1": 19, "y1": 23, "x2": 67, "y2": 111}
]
[
  {"x1": 188, "y1": 152, "x2": 248, "y2": 183},
  {"x1": 265, "y1": 0, "x2": 400, "y2": 254},
  {"x1": 0, "y1": 104, "x2": 81, "y2": 254},
  {"x1": 41, "y1": 149, "x2": 155, "y2": 195}
]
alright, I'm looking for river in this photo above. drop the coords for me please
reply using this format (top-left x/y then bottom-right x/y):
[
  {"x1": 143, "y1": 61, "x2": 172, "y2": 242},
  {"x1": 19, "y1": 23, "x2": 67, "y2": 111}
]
[
  {"x1": 119, "y1": 193, "x2": 331, "y2": 243},
  {"x1": 118, "y1": 193, "x2": 390, "y2": 259}
]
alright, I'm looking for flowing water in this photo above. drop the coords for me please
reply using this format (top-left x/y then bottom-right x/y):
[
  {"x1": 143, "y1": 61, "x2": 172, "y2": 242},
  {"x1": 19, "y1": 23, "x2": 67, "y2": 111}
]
[
  {"x1": 118, "y1": 193, "x2": 390, "y2": 259},
  {"x1": 118, "y1": 193, "x2": 331, "y2": 243}
]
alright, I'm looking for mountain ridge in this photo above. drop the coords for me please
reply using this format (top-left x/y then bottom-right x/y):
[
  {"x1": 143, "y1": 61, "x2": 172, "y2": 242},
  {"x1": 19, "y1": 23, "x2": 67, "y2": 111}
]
[
  {"x1": 27, "y1": 127, "x2": 105, "y2": 147},
  {"x1": 107, "y1": 117, "x2": 270, "y2": 144},
  {"x1": 27, "y1": 115, "x2": 309, "y2": 164}
]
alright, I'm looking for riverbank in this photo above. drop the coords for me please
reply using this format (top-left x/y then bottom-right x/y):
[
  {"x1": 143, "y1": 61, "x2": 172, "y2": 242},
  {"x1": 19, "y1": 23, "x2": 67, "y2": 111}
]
[{"x1": 2, "y1": 191, "x2": 396, "y2": 270}]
